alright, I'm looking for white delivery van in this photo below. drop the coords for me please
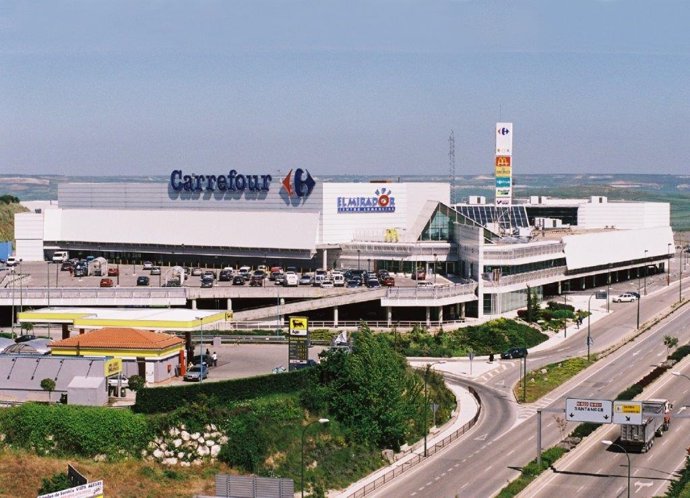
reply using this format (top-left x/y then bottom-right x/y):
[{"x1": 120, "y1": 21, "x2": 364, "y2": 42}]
[
  {"x1": 332, "y1": 273, "x2": 345, "y2": 287},
  {"x1": 52, "y1": 251, "x2": 69, "y2": 262}
]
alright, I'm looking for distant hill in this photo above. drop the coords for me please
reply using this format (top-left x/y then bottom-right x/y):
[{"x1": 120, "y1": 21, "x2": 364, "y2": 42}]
[{"x1": 0, "y1": 200, "x2": 28, "y2": 243}]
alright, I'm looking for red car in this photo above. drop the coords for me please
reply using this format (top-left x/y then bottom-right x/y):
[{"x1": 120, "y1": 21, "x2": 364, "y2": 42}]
[
  {"x1": 381, "y1": 276, "x2": 395, "y2": 287},
  {"x1": 100, "y1": 278, "x2": 114, "y2": 287},
  {"x1": 107, "y1": 267, "x2": 119, "y2": 277}
]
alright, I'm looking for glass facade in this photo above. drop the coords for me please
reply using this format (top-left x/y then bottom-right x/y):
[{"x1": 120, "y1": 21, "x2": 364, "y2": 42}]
[
  {"x1": 483, "y1": 287, "x2": 543, "y2": 315},
  {"x1": 483, "y1": 258, "x2": 566, "y2": 276}
]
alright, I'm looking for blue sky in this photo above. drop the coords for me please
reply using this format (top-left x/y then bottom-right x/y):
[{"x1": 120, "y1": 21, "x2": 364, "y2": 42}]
[{"x1": 2, "y1": 0, "x2": 690, "y2": 176}]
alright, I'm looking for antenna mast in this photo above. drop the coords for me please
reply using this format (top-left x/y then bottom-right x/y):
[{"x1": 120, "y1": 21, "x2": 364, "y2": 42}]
[{"x1": 449, "y1": 130, "x2": 455, "y2": 204}]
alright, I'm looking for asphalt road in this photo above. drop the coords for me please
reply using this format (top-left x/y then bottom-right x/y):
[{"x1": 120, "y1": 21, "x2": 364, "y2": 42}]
[{"x1": 368, "y1": 275, "x2": 690, "y2": 498}]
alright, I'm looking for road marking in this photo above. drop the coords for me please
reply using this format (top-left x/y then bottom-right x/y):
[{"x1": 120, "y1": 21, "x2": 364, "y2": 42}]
[
  {"x1": 426, "y1": 481, "x2": 432, "y2": 486},
  {"x1": 506, "y1": 449, "x2": 515, "y2": 457},
  {"x1": 634, "y1": 480, "x2": 653, "y2": 493},
  {"x1": 474, "y1": 433, "x2": 488, "y2": 441},
  {"x1": 632, "y1": 350, "x2": 641, "y2": 356},
  {"x1": 434, "y1": 476, "x2": 440, "y2": 481},
  {"x1": 527, "y1": 434, "x2": 535, "y2": 441}
]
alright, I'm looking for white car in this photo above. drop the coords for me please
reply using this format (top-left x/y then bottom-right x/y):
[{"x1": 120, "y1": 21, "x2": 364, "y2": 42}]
[
  {"x1": 283, "y1": 272, "x2": 299, "y2": 287},
  {"x1": 613, "y1": 293, "x2": 638, "y2": 303}
]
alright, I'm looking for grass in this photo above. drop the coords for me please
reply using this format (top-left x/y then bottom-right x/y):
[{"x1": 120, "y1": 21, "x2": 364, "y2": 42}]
[
  {"x1": 0, "y1": 202, "x2": 27, "y2": 243},
  {"x1": 0, "y1": 447, "x2": 222, "y2": 498},
  {"x1": 513, "y1": 357, "x2": 594, "y2": 403},
  {"x1": 495, "y1": 447, "x2": 568, "y2": 498}
]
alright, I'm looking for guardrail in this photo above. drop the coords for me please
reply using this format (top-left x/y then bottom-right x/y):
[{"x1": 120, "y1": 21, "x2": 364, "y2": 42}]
[
  {"x1": 482, "y1": 266, "x2": 566, "y2": 287},
  {"x1": 346, "y1": 386, "x2": 482, "y2": 498},
  {"x1": 186, "y1": 319, "x2": 467, "y2": 332},
  {"x1": 483, "y1": 242, "x2": 565, "y2": 260},
  {"x1": 385, "y1": 282, "x2": 477, "y2": 300},
  {"x1": 0, "y1": 287, "x2": 187, "y2": 300}
]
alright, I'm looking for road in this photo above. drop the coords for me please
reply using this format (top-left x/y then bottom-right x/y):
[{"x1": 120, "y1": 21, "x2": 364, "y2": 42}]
[{"x1": 368, "y1": 275, "x2": 690, "y2": 498}]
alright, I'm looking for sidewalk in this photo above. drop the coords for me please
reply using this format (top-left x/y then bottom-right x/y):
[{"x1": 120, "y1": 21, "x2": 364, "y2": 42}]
[{"x1": 333, "y1": 380, "x2": 479, "y2": 498}]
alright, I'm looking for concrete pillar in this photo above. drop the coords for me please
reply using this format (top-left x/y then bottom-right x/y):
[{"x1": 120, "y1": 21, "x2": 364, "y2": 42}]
[
  {"x1": 62, "y1": 323, "x2": 69, "y2": 340},
  {"x1": 581, "y1": 278, "x2": 585, "y2": 290},
  {"x1": 333, "y1": 306, "x2": 339, "y2": 328},
  {"x1": 227, "y1": 298, "x2": 232, "y2": 311},
  {"x1": 387, "y1": 306, "x2": 392, "y2": 327},
  {"x1": 191, "y1": 299, "x2": 197, "y2": 310},
  {"x1": 426, "y1": 307, "x2": 431, "y2": 327},
  {"x1": 460, "y1": 303, "x2": 466, "y2": 319},
  {"x1": 438, "y1": 306, "x2": 444, "y2": 324},
  {"x1": 79, "y1": 328, "x2": 85, "y2": 335},
  {"x1": 322, "y1": 249, "x2": 328, "y2": 269}
]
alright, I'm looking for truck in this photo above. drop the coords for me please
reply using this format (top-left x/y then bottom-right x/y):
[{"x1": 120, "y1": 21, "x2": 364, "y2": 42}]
[{"x1": 618, "y1": 399, "x2": 672, "y2": 452}]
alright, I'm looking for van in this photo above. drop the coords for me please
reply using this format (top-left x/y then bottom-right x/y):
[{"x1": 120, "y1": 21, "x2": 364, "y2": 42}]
[
  {"x1": 332, "y1": 273, "x2": 345, "y2": 287},
  {"x1": 52, "y1": 251, "x2": 69, "y2": 263}
]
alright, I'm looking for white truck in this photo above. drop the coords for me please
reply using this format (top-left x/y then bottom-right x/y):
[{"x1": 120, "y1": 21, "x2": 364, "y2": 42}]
[
  {"x1": 52, "y1": 251, "x2": 69, "y2": 262},
  {"x1": 618, "y1": 399, "x2": 672, "y2": 452}
]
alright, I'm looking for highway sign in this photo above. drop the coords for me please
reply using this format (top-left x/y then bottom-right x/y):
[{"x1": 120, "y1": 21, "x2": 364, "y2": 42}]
[
  {"x1": 613, "y1": 400, "x2": 643, "y2": 425},
  {"x1": 565, "y1": 398, "x2": 613, "y2": 424}
]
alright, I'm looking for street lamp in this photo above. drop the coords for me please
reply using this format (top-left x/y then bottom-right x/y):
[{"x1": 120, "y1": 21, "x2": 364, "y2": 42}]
[
  {"x1": 607, "y1": 264, "x2": 612, "y2": 313},
  {"x1": 423, "y1": 361, "x2": 445, "y2": 457},
  {"x1": 587, "y1": 292, "x2": 597, "y2": 362},
  {"x1": 433, "y1": 253, "x2": 437, "y2": 284},
  {"x1": 301, "y1": 418, "x2": 329, "y2": 498},
  {"x1": 666, "y1": 242, "x2": 673, "y2": 286},
  {"x1": 601, "y1": 440, "x2": 630, "y2": 498},
  {"x1": 638, "y1": 249, "x2": 649, "y2": 296},
  {"x1": 672, "y1": 371, "x2": 690, "y2": 382},
  {"x1": 195, "y1": 316, "x2": 204, "y2": 383},
  {"x1": 357, "y1": 249, "x2": 361, "y2": 272},
  {"x1": 563, "y1": 293, "x2": 567, "y2": 338},
  {"x1": 680, "y1": 241, "x2": 684, "y2": 303}
]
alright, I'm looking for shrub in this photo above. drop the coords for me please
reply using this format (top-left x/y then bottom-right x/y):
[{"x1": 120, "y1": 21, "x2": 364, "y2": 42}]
[
  {"x1": 0, "y1": 403, "x2": 151, "y2": 457},
  {"x1": 128, "y1": 375, "x2": 145, "y2": 392},
  {"x1": 670, "y1": 345, "x2": 690, "y2": 361},
  {"x1": 134, "y1": 369, "x2": 311, "y2": 414},
  {"x1": 38, "y1": 472, "x2": 72, "y2": 494}
]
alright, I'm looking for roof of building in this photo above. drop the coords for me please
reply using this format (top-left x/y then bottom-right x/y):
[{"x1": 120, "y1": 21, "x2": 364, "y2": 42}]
[{"x1": 50, "y1": 328, "x2": 184, "y2": 351}]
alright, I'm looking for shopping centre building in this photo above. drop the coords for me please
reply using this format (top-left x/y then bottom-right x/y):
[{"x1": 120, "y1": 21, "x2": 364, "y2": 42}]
[{"x1": 13, "y1": 170, "x2": 675, "y2": 320}]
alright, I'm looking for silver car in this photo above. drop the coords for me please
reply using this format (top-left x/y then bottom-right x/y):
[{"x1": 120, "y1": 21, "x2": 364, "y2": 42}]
[{"x1": 184, "y1": 364, "x2": 208, "y2": 382}]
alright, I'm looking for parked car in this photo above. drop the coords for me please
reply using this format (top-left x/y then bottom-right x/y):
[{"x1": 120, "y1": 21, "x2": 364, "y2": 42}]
[
  {"x1": 219, "y1": 269, "x2": 233, "y2": 281},
  {"x1": 346, "y1": 279, "x2": 361, "y2": 288},
  {"x1": 501, "y1": 347, "x2": 528, "y2": 359},
  {"x1": 283, "y1": 272, "x2": 299, "y2": 287},
  {"x1": 15, "y1": 334, "x2": 37, "y2": 343},
  {"x1": 61, "y1": 261, "x2": 73, "y2": 271},
  {"x1": 184, "y1": 364, "x2": 209, "y2": 381},
  {"x1": 232, "y1": 275, "x2": 246, "y2": 285},
  {"x1": 201, "y1": 276, "x2": 214, "y2": 288},
  {"x1": 142, "y1": 261, "x2": 153, "y2": 270},
  {"x1": 613, "y1": 293, "x2": 638, "y2": 303},
  {"x1": 238, "y1": 266, "x2": 252, "y2": 280},
  {"x1": 381, "y1": 276, "x2": 396, "y2": 286},
  {"x1": 5, "y1": 257, "x2": 19, "y2": 267},
  {"x1": 150, "y1": 266, "x2": 161, "y2": 275},
  {"x1": 100, "y1": 278, "x2": 114, "y2": 288},
  {"x1": 366, "y1": 279, "x2": 381, "y2": 288},
  {"x1": 107, "y1": 267, "x2": 119, "y2": 277},
  {"x1": 629, "y1": 291, "x2": 641, "y2": 299},
  {"x1": 250, "y1": 274, "x2": 265, "y2": 287},
  {"x1": 416, "y1": 281, "x2": 433, "y2": 287},
  {"x1": 74, "y1": 266, "x2": 88, "y2": 277},
  {"x1": 137, "y1": 276, "x2": 150, "y2": 286},
  {"x1": 411, "y1": 269, "x2": 427, "y2": 280},
  {"x1": 203, "y1": 270, "x2": 217, "y2": 280},
  {"x1": 320, "y1": 279, "x2": 334, "y2": 288},
  {"x1": 274, "y1": 273, "x2": 286, "y2": 286},
  {"x1": 299, "y1": 274, "x2": 313, "y2": 285},
  {"x1": 332, "y1": 273, "x2": 345, "y2": 287},
  {"x1": 191, "y1": 267, "x2": 203, "y2": 276},
  {"x1": 191, "y1": 354, "x2": 213, "y2": 366}
]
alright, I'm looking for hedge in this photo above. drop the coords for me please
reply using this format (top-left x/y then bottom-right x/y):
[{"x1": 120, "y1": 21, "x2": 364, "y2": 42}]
[
  {"x1": 134, "y1": 369, "x2": 311, "y2": 414},
  {"x1": 0, "y1": 403, "x2": 151, "y2": 458}
]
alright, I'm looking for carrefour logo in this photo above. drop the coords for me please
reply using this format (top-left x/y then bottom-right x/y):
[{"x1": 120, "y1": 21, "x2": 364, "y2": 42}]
[
  {"x1": 281, "y1": 168, "x2": 315, "y2": 198},
  {"x1": 337, "y1": 187, "x2": 396, "y2": 213},
  {"x1": 497, "y1": 127, "x2": 510, "y2": 136}
]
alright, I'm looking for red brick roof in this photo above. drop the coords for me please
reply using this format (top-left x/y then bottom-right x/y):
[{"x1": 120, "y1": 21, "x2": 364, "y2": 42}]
[{"x1": 50, "y1": 328, "x2": 184, "y2": 351}]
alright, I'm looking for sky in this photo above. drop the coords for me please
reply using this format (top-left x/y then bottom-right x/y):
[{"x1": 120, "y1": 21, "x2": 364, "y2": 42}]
[{"x1": 2, "y1": 0, "x2": 690, "y2": 177}]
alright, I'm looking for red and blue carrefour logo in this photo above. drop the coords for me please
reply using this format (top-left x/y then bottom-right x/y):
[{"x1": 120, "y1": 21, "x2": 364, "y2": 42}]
[
  {"x1": 282, "y1": 168, "x2": 315, "y2": 198},
  {"x1": 337, "y1": 187, "x2": 396, "y2": 213}
]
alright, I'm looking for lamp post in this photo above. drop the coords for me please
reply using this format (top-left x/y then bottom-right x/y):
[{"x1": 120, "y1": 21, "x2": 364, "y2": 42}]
[
  {"x1": 587, "y1": 292, "x2": 597, "y2": 362},
  {"x1": 195, "y1": 316, "x2": 204, "y2": 383},
  {"x1": 638, "y1": 249, "x2": 649, "y2": 296},
  {"x1": 357, "y1": 249, "x2": 361, "y2": 272},
  {"x1": 680, "y1": 240, "x2": 683, "y2": 303},
  {"x1": 423, "y1": 361, "x2": 445, "y2": 457},
  {"x1": 666, "y1": 242, "x2": 673, "y2": 287},
  {"x1": 672, "y1": 371, "x2": 690, "y2": 382},
  {"x1": 301, "y1": 418, "x2": 329, "y2": 498},
  {"x1": 607, "y1": 264, "x2": 612, "y2": 313},
  {"x1": 601, "y1": 440, "x2": 630, "y2": 498},
  {"x1": 433, "y1": 253, "x2": 437, "y2": 284},
  {"x1": 11, "y1": 266, "x2": 15, "y2": 337},
  {"x1": 563, "y1": 293, "x2": 567, "y2": 338}
]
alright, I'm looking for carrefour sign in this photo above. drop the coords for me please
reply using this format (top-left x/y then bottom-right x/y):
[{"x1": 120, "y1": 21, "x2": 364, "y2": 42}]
[
  {"x1": 169, "y1": 168, "x2": 315, "y2": 198},
  {"x1": 337, "y1": 188, "x2": 396, "y2": 213}
]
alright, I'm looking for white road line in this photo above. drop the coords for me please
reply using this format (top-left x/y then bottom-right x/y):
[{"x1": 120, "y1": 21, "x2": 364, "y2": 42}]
[
  {"x1": 506, "y1": 449, "x2": 515, "y2": 457},
  {"x1": 632, "y1": 350, "x2": 641, "y2": 356}
]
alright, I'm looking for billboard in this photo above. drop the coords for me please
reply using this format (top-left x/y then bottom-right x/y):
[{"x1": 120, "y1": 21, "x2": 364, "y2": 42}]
[{"x1": 495, "y1": 123, "x2": 513, "y2": 205}]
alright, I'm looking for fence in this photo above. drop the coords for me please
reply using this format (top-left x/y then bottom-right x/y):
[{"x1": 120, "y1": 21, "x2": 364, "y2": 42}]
[
  {"x1": 384, "y1": 282, "x2": 477, "y2": 300},
  {"x1": 188, "y1": 319, "x2": 468, "y2": 333},
  {"x1": 346, "y1": 386, "x2": 482, "y2": 498}
]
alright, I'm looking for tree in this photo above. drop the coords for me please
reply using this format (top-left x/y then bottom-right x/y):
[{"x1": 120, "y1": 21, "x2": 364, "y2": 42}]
[
  {"x1": 20, "y1": 322, "x2": 33, "y2": 336},
  {"x1": 38, "y1": 472, "x2": 72, "y2": 494},
  {"x1": 664, "y1": 335, "x2": 679, "y2": 358},
  {"x1": 315, "y1": 324, "x2": 422, "y2": 450},
  {"x1": 127, "y1": 375, "x2": 145, "y2": 392},
  {"x1": 40, "y1": 378, "x2": 56, "y2": 402}
]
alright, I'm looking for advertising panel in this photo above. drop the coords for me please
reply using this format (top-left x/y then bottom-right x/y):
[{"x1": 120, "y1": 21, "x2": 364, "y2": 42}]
[
  {"x1": 337, "y1": 187, "x2": 396, "y2": 213},
  {"x1": 495, "y1": 177, "x2": 511, "y2": 188},
  {"x1": 38, "y1": 480, "x2": 103, "y2": 498},
  {"x1": 496, "y1": 123, "x2": 513, "y2": 156},
  {"x1": 495, "y1": 123, "x2": 513, "y2": 205},
  {"x1": 289, "y1": 316, "x2": 309, "y2": 337},
  {"x1": 104, "y1": 358, "x2": 122, "y2": 377}
]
